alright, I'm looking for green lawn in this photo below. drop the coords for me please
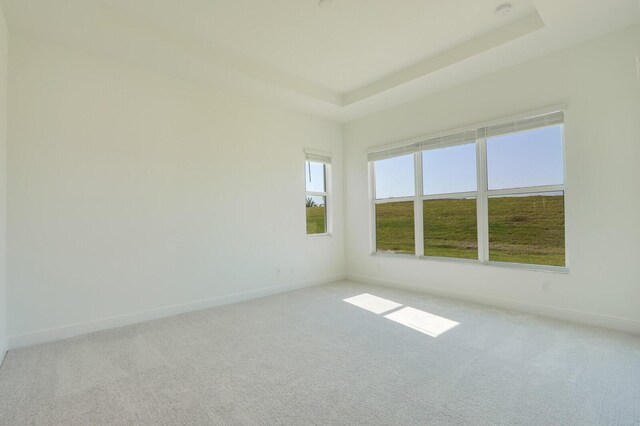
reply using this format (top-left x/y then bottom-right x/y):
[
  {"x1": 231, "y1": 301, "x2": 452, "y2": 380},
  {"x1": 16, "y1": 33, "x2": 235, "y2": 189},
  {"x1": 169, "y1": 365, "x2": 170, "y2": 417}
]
[
  {"x1": 306, "y1": 206, "x2": 326, "y2": 234},
  {"x1": 376, "y1": 195, "x2": 565, "y2": 266},
  {"x1": 375, "y1": 201, "x2": 415, "y2": 254},
  {"x1": 488, "y1": 195, "x2": 565, "y2": 266},
  {"x1": 424, "y1": 198, "x2": 477, "y2": 260}
]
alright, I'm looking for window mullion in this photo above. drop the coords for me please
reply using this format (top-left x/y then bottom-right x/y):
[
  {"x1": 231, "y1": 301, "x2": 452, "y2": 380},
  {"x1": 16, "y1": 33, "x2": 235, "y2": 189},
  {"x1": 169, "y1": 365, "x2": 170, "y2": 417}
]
[
  {"x1": 414, "y1": 152, "x2": 424, "y2": 257},
  {"x1": 477, "y1": 138, "x2": 489, "y2": 262},
  {"x1": 368, "y1": 162, "x2": 377, "y2": 254}
]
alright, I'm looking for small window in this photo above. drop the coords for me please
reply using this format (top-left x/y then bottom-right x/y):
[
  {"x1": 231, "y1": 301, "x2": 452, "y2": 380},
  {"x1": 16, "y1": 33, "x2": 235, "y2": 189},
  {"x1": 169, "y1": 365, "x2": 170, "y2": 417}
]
[
  {"x1": 305, "y1": 151, "x2": 331, "y2": 235},
  {"x1": 373, "y1": 154, "x2": 415, "y2": 254}
]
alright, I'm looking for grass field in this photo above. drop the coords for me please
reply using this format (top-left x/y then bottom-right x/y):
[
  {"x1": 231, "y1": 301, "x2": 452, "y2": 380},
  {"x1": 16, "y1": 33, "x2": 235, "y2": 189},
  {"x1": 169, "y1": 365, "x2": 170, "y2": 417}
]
[
  {"x1": 306, "y1": 206, "x2": 326, "y2": 234},
  {"x1": 488, "y1": 195, "x2": 565, "y2": 266},
  {"x1": 376, "y1": 195, "x2": 565, "y2": 266},
  {"x1": 375, "y1": 201, "x2": 415, "y2": 253}
]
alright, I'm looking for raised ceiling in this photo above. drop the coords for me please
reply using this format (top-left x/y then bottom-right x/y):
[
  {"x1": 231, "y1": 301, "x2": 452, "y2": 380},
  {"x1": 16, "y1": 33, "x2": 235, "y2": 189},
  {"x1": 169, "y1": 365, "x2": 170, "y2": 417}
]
[
  {"x1": 1, "y1": 0, "x2": 638, "y2": 121},
  {"x1": 109, "y1": 0, "x2": 539, "y2": 93}
]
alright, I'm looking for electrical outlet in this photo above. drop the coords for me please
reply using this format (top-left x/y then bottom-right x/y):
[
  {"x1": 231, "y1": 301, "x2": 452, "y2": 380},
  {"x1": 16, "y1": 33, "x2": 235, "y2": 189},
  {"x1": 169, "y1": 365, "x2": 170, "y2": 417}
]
[{"x1": 541, "y1": 282, "x2": 549, "y2": 292}]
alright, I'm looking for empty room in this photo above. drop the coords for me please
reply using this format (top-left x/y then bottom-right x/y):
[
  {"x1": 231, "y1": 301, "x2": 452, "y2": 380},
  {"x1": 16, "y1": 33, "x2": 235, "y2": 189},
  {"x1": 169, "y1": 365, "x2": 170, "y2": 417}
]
[{"x1": 0, "y1": 0, "x2": 639, "y2": 424}]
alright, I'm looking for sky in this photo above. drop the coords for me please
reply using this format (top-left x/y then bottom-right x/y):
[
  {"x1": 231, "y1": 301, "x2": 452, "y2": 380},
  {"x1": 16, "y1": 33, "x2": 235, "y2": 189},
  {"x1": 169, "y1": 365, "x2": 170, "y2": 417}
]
[
  {"x1": 305, "y1": 161, "x2": 326, "y2": 193},
  {"x1": 305, "y1": 162, "x2": 327, "y2": 206},
  {"x1": 374, "y1": 125, "x2": 564, "y2": 199}
]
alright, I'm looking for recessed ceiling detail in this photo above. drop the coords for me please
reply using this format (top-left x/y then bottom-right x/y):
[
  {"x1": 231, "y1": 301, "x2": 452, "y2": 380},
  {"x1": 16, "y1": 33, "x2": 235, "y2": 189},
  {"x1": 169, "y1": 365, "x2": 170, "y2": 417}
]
[
  {"x1": 101, "y1": 0, "x2": 543, "y2": 104},
  {"x1": 343, "y1": 12, "x2": 544, "y2": 106},
  {"x1": 1, "y1": 0, "x2": 637, "y2": 121}
]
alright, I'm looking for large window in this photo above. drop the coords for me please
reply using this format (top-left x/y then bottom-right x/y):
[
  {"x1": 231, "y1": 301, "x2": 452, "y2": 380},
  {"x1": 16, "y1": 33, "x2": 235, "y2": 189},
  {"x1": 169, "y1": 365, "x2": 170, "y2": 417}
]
[
  {"x1": 368, "y1": 110, "x2": 566, "y2": 269},
  {"x1": 305, "y1": 150, "x2": 331, "y2": 235}
]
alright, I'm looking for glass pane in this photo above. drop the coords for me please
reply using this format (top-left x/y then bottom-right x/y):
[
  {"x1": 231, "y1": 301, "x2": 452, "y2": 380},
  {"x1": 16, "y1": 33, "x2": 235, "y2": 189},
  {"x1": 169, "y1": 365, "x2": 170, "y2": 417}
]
[
  {"x1": 306, "y1": 196, "x2": 326, "y2": 234},
  {"x1": 305, "y1": 161, "x2": 325, "y2": 193},
  {"x1": 487, "y1": 125, "x2": 564, "y2": 190},
  {"x1": 375, "y1": 201, "x2": 415, "y2": 254},
  {"x1": 424, "y1": 198, "x2": 477, "y2": 260},
  {"x1": 374, "y1": 154, "x2": 415, "y2": 199},
  {"x1": 488, "y1": 192, "x2": 565, "y2": 266},
  {"x1": 423, "y1": 143, "x2": 477, "y2": 195}
]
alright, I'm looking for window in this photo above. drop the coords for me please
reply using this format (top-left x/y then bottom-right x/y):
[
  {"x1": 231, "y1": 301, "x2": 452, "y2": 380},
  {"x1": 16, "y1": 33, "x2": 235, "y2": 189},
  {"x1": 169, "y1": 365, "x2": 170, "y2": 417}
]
[
  {"x1": 305, "y1": 150, "x2": 331, "y2": 235},
  {"x1": 368, "y1": 110, "x2": 566, "y2": 269},
  {"x1": 422, "y1": 142, "x2": 478, "y2": 260},
  {"x1": 372, "y1": 154, "x2": 415, "y2": 254},
  {"x1": 486, "y1": 125, "x2": 565, "y2": 266}
]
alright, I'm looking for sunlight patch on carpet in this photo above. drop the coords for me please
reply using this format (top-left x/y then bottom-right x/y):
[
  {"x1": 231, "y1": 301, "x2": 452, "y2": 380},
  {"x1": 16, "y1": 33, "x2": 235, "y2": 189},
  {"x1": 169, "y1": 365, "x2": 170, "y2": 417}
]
[
  {"x1": 385, "y1": 307, "x2": 459, "y2": 337},
  {"x1": 343, "y1": 293, "x2": 402, "y2": 314}
]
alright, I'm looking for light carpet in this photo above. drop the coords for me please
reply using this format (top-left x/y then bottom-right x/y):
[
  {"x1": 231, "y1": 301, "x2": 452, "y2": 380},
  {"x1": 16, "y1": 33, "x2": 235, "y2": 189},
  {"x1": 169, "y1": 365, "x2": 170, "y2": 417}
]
[{"x1": 1, "y1": 280, "x2": 639, "y2": 425}]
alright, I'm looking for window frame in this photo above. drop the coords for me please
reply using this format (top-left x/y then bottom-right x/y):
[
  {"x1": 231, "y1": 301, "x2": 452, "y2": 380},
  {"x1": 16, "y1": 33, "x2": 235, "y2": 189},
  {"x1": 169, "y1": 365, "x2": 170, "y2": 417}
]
[
  {"x1": 305, "y1": 149, "x2": 332, "y2": 238},
  {"x1": 368, "y1": 106, "x2": 569, "y2": 273}
]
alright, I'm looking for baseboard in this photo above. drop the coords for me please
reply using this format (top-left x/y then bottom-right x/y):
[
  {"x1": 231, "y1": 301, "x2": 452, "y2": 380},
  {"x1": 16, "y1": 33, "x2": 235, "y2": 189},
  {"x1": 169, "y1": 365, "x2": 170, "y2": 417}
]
[
  {"x1": 346, "y1": 273, "x2": 640, "y2": 335},
  {"x1": 9, "y1": 274, "x2": 345, "y2": 349}
]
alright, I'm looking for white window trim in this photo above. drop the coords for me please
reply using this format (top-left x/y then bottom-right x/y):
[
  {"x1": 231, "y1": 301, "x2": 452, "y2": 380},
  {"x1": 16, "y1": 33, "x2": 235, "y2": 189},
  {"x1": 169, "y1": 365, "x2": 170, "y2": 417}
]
[
  {"x1": 368, "y1": 106, "x2": 569, "y2": 273},
  {"x1": 305, "y1": 149, "x2": 332, "y2": 238}
]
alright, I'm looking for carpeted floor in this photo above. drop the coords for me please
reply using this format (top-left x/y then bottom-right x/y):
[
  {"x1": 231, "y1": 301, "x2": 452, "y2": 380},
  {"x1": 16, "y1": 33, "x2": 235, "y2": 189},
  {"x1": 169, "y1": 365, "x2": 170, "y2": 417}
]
[{"x1": 1, "y1": 281, "x2": 639, "y2": 425}]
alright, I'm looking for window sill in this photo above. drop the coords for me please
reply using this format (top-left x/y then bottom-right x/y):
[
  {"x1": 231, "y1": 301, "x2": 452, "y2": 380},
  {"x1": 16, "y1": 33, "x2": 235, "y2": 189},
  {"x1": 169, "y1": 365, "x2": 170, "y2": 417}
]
[
  {"x1": 371, "y1": 251, "x2": 416, "y2": 259},
  {"x1": 306, "y1": 233, "x2": 332, "y2": 239},
  {"x1": 370, "y1": 252, "x2": 569, "y2": 274},
  {"x1": 420, "y1": 255, "x2": 480, "y2": 266},
  {"x1": 484, "y1": 260, "x2": 569, "y2": 274}
]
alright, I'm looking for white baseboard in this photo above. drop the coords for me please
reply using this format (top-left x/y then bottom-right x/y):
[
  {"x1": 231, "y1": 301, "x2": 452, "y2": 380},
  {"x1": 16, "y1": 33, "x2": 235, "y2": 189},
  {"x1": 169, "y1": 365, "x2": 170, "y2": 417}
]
[
  {"x1": 346, "y1": 273, "x2": 640, "y2": 335},
  {"x1": 8, "y1": 274, "x2": 345, "y2": 349}
]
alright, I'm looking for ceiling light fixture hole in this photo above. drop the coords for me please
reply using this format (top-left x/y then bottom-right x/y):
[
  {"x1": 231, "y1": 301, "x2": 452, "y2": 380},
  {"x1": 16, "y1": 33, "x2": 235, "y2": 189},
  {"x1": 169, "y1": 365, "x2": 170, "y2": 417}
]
[{"x1": 495, "y1": 3, "x2": 512, "y2": 17}]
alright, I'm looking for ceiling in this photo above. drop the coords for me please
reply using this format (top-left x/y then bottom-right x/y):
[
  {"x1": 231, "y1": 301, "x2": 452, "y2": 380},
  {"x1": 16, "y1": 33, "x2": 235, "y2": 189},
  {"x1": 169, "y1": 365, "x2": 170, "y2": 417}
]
[{"x1": 1, "y1": 0, "x2": 638, "y2": 122}]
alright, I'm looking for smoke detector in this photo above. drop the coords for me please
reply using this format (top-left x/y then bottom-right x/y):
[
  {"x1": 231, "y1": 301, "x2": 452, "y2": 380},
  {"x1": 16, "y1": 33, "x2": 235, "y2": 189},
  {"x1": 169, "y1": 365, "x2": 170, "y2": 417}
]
[{"x1": 495, "y1": 3, "x2": 512, "y2": 17}]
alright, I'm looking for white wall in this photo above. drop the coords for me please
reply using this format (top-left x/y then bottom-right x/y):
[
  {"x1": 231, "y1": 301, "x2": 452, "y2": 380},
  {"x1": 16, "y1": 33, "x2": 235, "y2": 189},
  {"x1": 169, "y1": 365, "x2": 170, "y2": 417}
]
[
  {"x1": 0, "y1": 4, "x2": 7, "y2": 359},
  {"x1": 7, "y1": 35, "x2": 344, "y2": 346},
  {"x1": 4, "y1": 23, "x2": 639, "y2": 349},
  {"x1": 344, "y1": 25, "x2": 640, "y2": 332}
]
